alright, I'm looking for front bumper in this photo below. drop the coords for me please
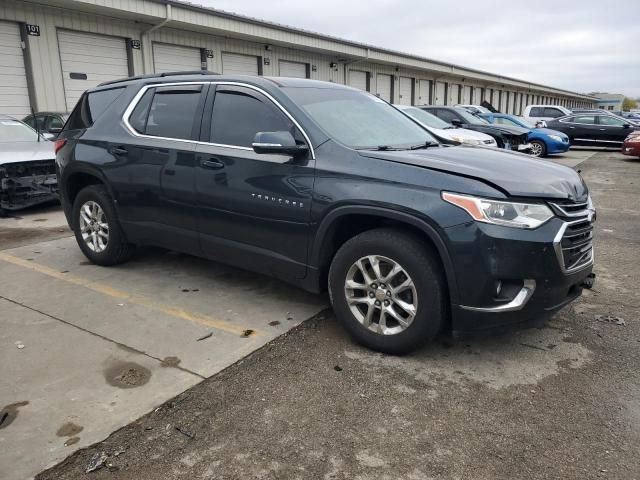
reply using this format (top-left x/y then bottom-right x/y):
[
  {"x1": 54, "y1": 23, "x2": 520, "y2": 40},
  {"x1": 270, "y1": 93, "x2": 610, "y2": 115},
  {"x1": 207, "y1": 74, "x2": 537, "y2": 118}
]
[
  {"x1": 444, "y1": 217, "x2": 594, "y2": 336},
  {"x1": 547, "y1": 138, "x2": 571, "y2": 154},
  {"x1": 0, "y1": 160, "x2": 59, "y2": 211},
  {"x1": 622, "y1": 143, "x2": 640, "y2": 157}
]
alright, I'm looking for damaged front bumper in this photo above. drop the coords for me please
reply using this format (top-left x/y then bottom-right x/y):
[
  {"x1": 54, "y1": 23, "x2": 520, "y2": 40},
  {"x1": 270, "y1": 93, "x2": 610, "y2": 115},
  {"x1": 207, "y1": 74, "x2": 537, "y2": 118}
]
[{"x1": 0, "y1": 160, "x2": 59, "y2": 211}]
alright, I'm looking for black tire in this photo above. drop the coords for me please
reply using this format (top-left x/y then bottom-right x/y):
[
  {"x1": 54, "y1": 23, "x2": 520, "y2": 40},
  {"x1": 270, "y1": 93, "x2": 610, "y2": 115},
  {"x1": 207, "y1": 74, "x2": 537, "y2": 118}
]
[
  {"x1": 328, "y1": 228, "x2": 445, "y2": 355},
  {"x1": 530, "y1": 140, "x2": 547, "y2": 157},
  {"x1": 72, "y1": 185, "x2": 135, "y2": 266}
]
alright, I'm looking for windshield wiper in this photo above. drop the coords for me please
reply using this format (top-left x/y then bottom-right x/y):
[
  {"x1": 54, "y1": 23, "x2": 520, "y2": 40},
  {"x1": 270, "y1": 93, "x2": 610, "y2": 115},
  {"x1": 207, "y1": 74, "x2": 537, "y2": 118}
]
[
  {"x1": 359, "y1": 145, "x2": 403, "y2": 151},
  {"x1": 408, "y1": 141, "x2": 439, "y2": 150}
]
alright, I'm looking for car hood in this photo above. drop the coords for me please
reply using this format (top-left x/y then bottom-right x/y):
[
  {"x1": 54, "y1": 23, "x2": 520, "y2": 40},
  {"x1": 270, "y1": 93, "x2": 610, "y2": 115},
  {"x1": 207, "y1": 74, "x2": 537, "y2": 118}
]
[
  {"x1": 0, "y1": 140, "x2": 55, "y2": 165},
  {"x1": 534, "y1": 127, "x2": 568, "y2": 137},
  {"x1": 481, "y1": 123, "x2": 530, "y2": 135},
  {"x1": 359, "y1": 145, "x2": 588, "y2": 201}
]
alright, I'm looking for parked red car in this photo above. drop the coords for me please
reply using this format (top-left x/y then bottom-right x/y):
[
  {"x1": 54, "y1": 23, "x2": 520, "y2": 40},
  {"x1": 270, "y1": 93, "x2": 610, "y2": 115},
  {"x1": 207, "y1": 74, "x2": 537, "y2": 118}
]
[{"x1": 622, "y1": 133, "x2": 640, "y2": 158}]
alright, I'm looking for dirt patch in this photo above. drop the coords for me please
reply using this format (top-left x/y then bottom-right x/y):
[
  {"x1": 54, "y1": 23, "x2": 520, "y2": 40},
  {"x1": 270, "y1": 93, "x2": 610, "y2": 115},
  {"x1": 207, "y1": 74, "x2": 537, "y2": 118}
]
[
  {"x1": 161, "y1": 356, "x2": 181, "y2": 368},
  {"x1": 0, "y1": 226, "x2": 71, "y2": 250},
  {"x1": 56, "y1": 422, "x2": 84, "y2": 438},
  {"x1": 104, "y1": 362, "x2": 151, "y2": 389},
  {"x1": 0, "y1": 401, "x2": 29, "y2": 430}
]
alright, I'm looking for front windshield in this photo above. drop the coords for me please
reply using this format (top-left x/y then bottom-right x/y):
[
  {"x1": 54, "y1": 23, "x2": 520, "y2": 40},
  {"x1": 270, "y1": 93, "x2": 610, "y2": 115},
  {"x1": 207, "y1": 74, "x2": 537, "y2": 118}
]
[
  {"x1": 0, "y1": 119, "x2": 39, "y2": 142},
  {"x1": 455, "y1": 108, "x2": 490, "y2": 125},
  {"x1": 402, "y1": 107, "x2": 451, "y2": 129},
  {"x1": 284, "y1": 87, "x2": 437, "y2": 149}
]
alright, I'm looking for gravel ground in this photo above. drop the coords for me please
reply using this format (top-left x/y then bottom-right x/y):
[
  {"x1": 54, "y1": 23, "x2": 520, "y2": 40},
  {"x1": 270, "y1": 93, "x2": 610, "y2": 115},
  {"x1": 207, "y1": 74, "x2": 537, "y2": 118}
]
[{"x1": 36, "y1": 152, "x2": 640, "y2": 480}]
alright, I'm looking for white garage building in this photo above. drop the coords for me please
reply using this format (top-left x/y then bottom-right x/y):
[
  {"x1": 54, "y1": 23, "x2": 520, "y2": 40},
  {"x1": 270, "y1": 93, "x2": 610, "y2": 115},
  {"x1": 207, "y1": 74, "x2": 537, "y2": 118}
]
[{"x1": 0, "y1": 0, "x2": 596, "y2": 118}]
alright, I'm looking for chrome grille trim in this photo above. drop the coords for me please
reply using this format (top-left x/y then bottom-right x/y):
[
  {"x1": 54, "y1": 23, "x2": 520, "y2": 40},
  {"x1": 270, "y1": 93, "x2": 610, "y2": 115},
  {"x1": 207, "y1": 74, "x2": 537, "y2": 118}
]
[
  {"x1": 549, "y1": 201, "x2": 589, "y2": 217},
  {"x1": 553, "y1": 218, "x2": 594, "y2": 274}
]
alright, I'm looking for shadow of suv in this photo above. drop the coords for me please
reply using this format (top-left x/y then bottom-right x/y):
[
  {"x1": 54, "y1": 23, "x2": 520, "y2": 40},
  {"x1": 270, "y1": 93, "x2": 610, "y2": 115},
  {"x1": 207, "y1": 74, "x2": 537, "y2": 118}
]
[{"x1": 55, "y1": 72, "x2": 595, "y2": 354}]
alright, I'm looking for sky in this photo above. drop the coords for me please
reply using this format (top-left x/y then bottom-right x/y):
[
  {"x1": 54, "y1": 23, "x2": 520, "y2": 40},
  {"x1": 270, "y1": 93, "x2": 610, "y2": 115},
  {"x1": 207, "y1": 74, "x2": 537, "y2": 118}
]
[{"x1": 195, "y1": 0, "x2": 640, "y2": 98}]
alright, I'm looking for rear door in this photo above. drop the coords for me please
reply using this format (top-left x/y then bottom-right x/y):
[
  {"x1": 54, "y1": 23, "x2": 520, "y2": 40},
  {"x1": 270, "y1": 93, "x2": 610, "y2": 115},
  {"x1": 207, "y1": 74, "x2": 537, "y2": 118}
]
[
  {"x1": 195, "y1": 84, "x2": 314, "y2": 278},
  {"x1": 559, "y1": 115, "x2": 599, "y2": 145},
  {"x1": 114, "y1": 83, "x2": 207, "y2": 253}
]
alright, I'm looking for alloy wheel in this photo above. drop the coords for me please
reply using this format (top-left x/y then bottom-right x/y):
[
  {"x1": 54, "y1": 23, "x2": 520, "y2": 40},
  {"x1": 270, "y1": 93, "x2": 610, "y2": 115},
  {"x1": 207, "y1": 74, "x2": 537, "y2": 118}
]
[
  {"x1": 79, "y1": 200, "x2": 109, "y2": 253},
  {"x1": 344, "y1": 255, "x2": 418, "y2": 335},
  {"x1": 530, "y1": 142, "x2": 544, "y2": 157}
]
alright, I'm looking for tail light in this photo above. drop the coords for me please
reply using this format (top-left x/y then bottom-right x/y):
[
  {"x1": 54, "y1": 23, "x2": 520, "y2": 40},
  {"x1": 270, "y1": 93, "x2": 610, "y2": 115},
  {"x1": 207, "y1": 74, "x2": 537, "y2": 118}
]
[{"x1": 54, "y1": 138, "x2": 67, "y2": 154}]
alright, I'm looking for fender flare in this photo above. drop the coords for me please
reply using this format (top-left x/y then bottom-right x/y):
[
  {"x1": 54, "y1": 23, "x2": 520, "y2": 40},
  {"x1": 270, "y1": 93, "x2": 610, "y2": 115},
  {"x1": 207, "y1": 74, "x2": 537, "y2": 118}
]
[{"x1": 310, "y1": 205, "x2": 459, "y2": 304}]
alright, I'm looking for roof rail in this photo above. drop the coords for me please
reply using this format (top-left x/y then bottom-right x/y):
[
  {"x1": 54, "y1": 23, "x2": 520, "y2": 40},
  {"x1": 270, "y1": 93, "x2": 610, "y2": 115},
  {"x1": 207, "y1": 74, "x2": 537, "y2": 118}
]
[{"x1": 98, "y1": 70, "x2": 220, "y2": 87}]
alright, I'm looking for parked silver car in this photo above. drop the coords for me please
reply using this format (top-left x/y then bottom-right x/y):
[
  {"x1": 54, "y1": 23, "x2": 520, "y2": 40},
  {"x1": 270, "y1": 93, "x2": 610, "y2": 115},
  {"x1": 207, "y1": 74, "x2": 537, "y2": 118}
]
[{"x1": 0, "y1": 115, "x2": 58, "y2": 215}]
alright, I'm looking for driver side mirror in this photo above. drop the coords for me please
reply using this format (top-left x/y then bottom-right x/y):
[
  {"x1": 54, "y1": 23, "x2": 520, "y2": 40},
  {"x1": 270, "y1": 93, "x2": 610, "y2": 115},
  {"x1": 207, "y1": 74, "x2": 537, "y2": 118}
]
[
  {"x1": 252, "y1": 131, "x2": 308, "y2": 157},
  {"x1": 450, "y1": 119, "x2": 463, "y2": 127},
  {"x1": 623, "y1": 124, "x2": 631, "y2": 128}
]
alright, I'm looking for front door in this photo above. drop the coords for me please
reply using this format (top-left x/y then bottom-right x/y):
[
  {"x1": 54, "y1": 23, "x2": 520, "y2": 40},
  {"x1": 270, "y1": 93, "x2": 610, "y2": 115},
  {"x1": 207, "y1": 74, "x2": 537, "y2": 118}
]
[
  {"x1": 597, "y1": 114, "x2": 632, "y2": 145},
  {"x1": 195, "y1": 84, "x2": 314, "y2": 279}
]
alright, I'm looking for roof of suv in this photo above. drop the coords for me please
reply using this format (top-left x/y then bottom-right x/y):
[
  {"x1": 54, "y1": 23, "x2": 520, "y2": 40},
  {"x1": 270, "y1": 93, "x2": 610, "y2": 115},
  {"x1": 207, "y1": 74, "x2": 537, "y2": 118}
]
[{"x1": 94, "y1": 71, "x2": 353, "y2": 92}]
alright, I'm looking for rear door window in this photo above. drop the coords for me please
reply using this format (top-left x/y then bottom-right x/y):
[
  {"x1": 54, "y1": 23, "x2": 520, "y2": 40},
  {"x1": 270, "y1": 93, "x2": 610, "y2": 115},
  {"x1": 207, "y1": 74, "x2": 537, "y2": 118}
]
[
  {"x1": 434, "y1": 109, "x2": 459, "y2": 124},
  {"x1": 573, "y1": 115, "x2": 596, "y2": 125},
  {"x1": 529, "y1": 107, "x2": 544, "y2": 117},
  {"x1": 209, "y1": 86, "x2": 297, "y2": 148},
  {"x1": 139, "y1": 85, "x2": 204, "y2": 140},
  {"x1": 543, "y1": 107, "x2": 563, "y2": 118}
]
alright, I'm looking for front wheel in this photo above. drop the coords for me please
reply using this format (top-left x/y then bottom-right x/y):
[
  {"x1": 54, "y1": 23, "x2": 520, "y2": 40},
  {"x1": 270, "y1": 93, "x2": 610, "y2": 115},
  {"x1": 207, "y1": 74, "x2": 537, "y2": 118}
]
[
  {"x1": 530, "y1": 140, "x2": 547, "y2": 157},
  {"x1": 328, "y1": 228, "x2": 445, "y2": 354},
  {"x1": 72, "y1": 185, "x2": 135, "y2": 266}
]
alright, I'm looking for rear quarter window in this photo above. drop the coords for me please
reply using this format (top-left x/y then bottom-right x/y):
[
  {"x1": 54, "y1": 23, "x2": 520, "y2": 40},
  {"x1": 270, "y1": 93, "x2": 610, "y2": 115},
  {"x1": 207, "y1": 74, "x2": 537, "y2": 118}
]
[{"x1": 64, "y1": 87, "x2": 125, "y2": 131}]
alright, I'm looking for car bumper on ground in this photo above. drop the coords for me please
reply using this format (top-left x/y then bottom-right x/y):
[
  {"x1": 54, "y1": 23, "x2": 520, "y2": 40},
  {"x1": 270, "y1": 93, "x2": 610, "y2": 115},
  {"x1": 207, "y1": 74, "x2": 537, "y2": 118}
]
[{"x1": 443, "y1": 217, "x2": 594, "y2": 336}]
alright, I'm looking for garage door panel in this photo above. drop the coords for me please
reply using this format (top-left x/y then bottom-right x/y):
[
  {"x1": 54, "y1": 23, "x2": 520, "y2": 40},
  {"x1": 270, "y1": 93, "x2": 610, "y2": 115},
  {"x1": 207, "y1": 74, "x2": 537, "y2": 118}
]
[
  {"x1": 153, "y1": 43, "x2": 202, "y2": 73},
  {"x1": 398, "y1": 77, "x2": 412, "y2": 105},
  {"x1": 0, "y1": 21, "x2": 31, "y2": 118},
  {"x1": 58, "y1": 30, "x2": 129, "y2": 112},
  {"x1": 279, "y1": 60, "x2": 307, "y2": 78},
  {"x1": 222, "y1": 53, "x2": 259, "y2": 76},
  {"x1": 376, "y1": 74, "x2": 392, "y2": 102},
  {"x1": 348, "y1": 70, "x2": 367, "y2": 91}
]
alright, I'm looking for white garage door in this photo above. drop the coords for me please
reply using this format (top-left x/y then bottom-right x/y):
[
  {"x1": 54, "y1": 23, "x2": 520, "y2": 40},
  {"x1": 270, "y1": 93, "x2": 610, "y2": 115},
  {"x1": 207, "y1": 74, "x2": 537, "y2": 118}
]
[
  {"x1": 398, "y1": 77, "x2": 412, "y2": 105},
  {"x1": 0, "y1": 21, "x2": 31, "y2": 118},
  {"x1": 462, "y1": 86, "x2": 472, "y2": 104},
  {"x1": 449, "y1": 84, "x2": 460, "y2": 105},
  {"x1": 434, "y1": 81, "x2": 446, "y2": 105},
  {"x1": 376, "y1": 74, "x2": 392, "y2": 102},
  {"x1": 58, "y1": 30, "x2": 128, "y2": 112},
  {"x1": 417, "y1": 79, "x2": 431, "y2": 105},
  {"x1": 279, "y1": 60, "x2": 307, "y2": 78},
  {"x1": 348, "y1": 70, "x2": 368, "y2": 91},
  {"x1": 222, "y1": 53, "x2": 259, "y2": 76},
  {"x1": 474, "y1": 87, "x2": 483, "y2": 104},
  {"x1": 153, "y1": 43, "x2": 201, "y2": 73}
]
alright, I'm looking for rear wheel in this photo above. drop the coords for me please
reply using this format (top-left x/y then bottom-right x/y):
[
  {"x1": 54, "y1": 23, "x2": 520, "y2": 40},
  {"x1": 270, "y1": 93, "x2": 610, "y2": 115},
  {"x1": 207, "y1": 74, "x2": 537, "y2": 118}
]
[
  {"x1": 328, "y1": 228, "x2": 445, "y2": 354},
  {"x1": 72, "y1": 185, "x2": 135, "y2": 265},
  {"x1": 530, "y1": 140, "x2": 547, "y2": 157}
]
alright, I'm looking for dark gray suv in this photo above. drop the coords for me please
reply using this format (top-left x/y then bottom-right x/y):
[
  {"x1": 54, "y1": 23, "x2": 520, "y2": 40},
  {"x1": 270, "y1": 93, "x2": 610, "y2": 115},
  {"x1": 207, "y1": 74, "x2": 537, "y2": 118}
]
[{"x1": 55, "y1": 72, "x2": 596, "y2": 353}]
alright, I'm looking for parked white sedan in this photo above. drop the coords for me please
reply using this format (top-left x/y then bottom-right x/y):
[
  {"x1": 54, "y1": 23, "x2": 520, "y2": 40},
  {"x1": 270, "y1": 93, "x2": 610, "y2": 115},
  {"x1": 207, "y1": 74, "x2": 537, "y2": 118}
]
[{"x1": 397, "y1": 105, "x2": 498, "y2": 147}]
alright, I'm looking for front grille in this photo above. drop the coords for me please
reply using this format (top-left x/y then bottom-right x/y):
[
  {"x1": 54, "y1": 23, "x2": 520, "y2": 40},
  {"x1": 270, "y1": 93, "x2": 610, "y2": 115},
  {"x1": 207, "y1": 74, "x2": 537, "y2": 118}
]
[{"x1": 551, "y1": 201, "x2": 595, "y2": 273}]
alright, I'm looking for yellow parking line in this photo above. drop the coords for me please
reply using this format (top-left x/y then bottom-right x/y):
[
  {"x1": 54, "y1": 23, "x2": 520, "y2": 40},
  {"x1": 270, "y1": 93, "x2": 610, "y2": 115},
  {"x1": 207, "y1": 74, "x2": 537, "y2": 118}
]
[{"x1": 0, "y1": 252, "x2": 263, "y2": 337}]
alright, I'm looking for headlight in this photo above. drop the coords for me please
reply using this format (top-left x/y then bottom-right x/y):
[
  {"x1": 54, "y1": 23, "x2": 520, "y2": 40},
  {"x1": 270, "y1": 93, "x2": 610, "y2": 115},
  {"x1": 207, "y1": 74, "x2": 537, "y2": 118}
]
[
  {"x1": 549, "y1": 135, "x2": 563, "y2": 142},
  {"x1": 442, "y1": 192, "x2": 554, "y2": 229},
  {"x1": 450, "y1": 136, "x2": 483, "y2": 145},
  {"x1": 626, "y1": 135, "x2": 640, "y2": 143}
]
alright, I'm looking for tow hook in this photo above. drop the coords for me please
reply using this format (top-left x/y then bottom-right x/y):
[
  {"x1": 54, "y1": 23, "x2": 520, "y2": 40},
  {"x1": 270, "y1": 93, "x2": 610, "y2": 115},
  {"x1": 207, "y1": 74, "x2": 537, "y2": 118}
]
[{"x1": 581, "y1": 273, "x2": 596, "y2": 289}]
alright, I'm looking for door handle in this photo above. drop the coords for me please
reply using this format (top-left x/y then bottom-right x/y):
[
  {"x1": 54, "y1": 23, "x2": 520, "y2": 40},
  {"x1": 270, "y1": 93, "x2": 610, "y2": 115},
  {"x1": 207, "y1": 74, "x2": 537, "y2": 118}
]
[
  {"x1": 599, "y1": 128, "x2": 606, "y2": 131},
  {"x1": 109, "y1": 146, "x2": 128, "y2": 156},
  {"x1": 200, "y1": 158, "x2": 224, "y2": 170}
]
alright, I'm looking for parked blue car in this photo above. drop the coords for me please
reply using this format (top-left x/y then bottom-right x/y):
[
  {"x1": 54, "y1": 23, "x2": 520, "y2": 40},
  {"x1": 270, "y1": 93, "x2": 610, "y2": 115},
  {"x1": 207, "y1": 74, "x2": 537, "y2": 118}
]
[{"x1": 479, "y1": 113, "x2": 570, "y2": 157}]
